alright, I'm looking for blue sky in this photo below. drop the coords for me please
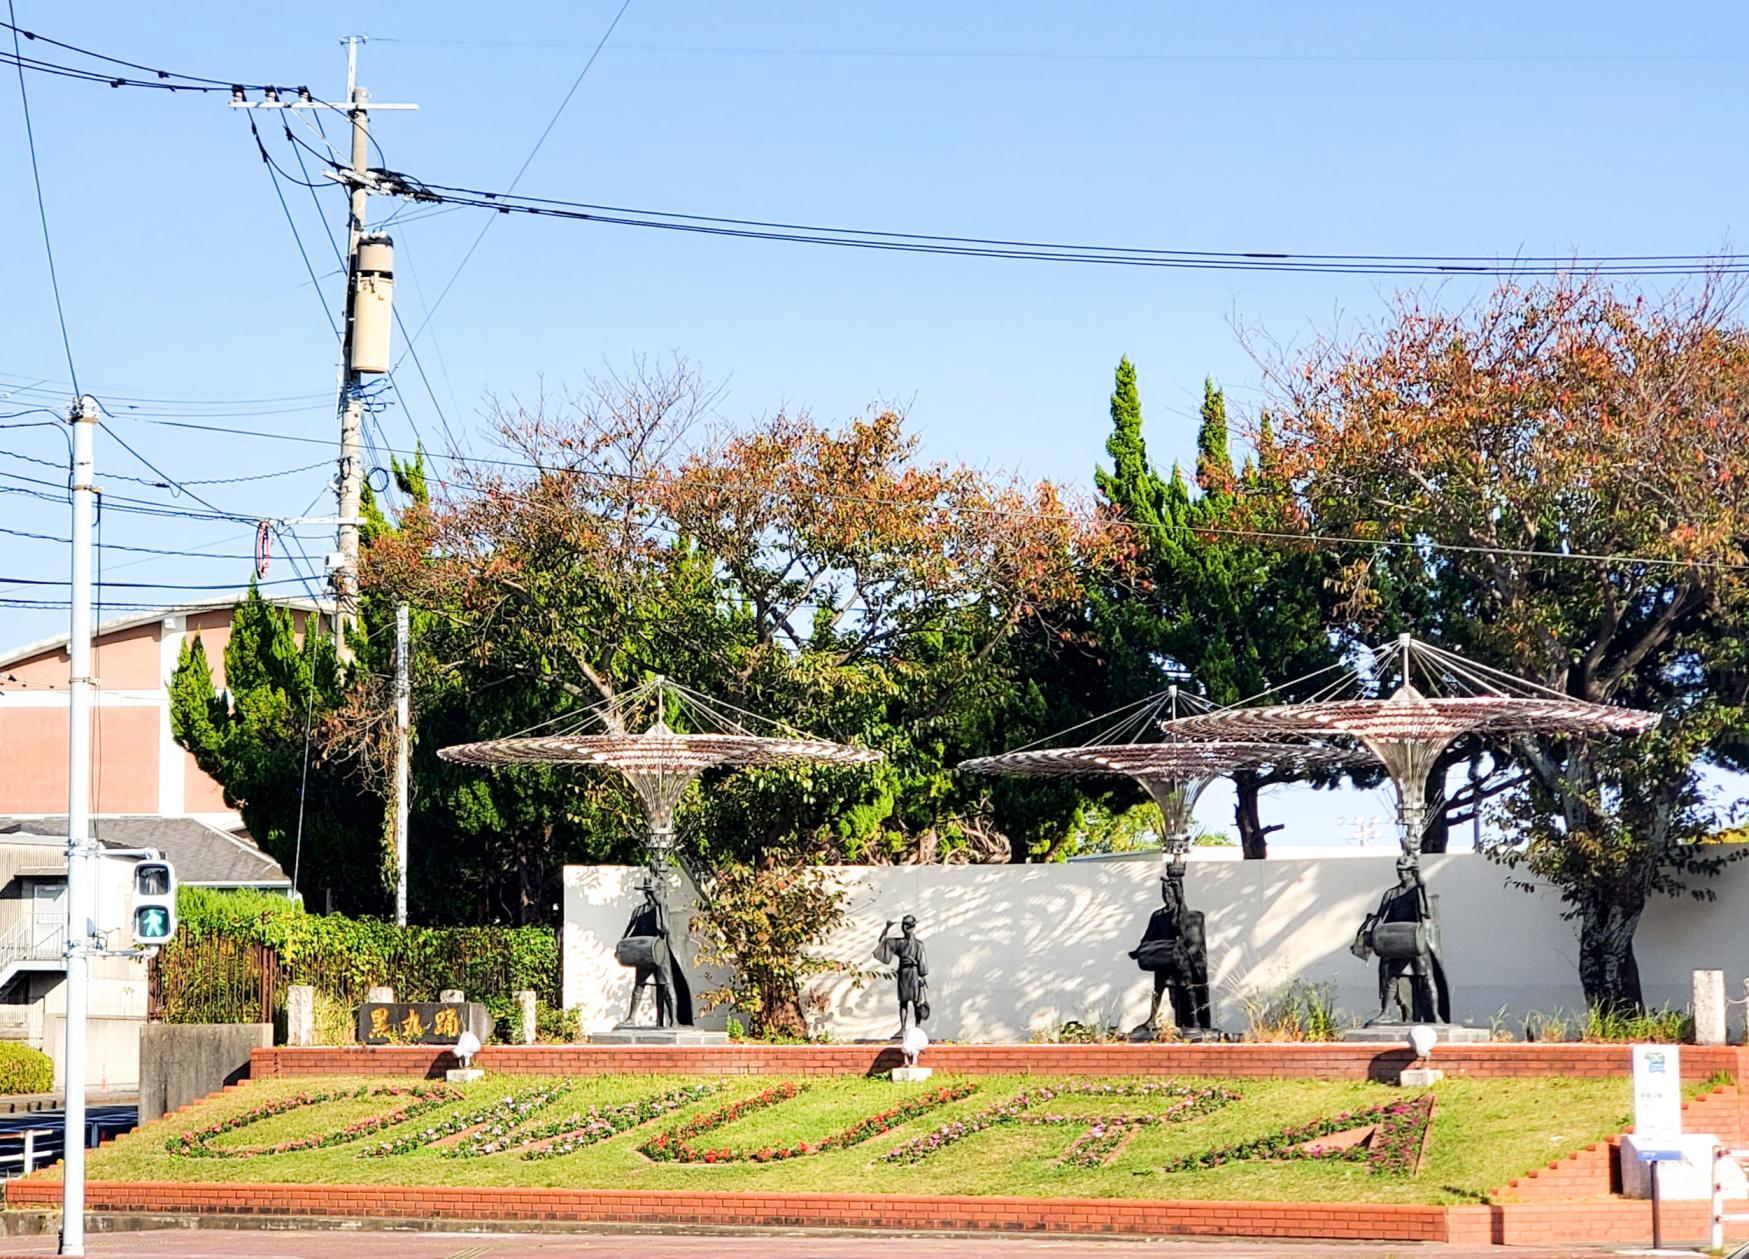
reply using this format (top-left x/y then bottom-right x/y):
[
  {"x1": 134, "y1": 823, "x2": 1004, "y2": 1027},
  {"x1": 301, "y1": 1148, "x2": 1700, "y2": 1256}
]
[{"x1": 4, "y1": 1, "x2": 1746, "y2": 844}]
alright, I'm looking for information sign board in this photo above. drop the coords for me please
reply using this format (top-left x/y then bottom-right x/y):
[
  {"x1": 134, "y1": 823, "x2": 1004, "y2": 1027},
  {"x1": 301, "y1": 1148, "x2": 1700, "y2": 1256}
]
[{"x1": 1632, "y1": 1043, "x2": 1682, "y2": 1140}]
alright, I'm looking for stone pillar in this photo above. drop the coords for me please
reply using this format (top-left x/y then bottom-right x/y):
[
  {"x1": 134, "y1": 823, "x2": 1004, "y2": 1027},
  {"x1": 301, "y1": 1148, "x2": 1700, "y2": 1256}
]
[
  {"x1": 286, "y1": 985, "x2": 316, "y2": 1047},
  {"x1": 439, "y1": 989, "x2": 465, "y2": 1004},
  {"x1": 516, "y1": 990, "x2": 538, "y2": 1045},
  {"x1": 1693, "y1": 970, "x2": 1727, "y2": 1046},
  {"x1": 366, "y1": 985, "x2": 395, "y2": 1004}
]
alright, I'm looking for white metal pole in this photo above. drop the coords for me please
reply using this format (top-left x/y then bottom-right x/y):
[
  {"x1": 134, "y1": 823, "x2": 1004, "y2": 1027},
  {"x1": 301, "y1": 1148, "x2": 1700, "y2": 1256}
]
[
  {"x1": 393, "y1": 603, "x2": 410, "y2": 926},
  {"x1": 1714, "y1": 1144, "x2": 1725, "y2": 1252},
  {"x1": 60, "y1": 394, "x2": 98, "y2": 1257}
]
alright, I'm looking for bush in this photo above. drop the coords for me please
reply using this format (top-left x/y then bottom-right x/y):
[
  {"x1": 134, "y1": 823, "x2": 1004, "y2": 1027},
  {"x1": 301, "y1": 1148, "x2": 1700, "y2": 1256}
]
[
  {"x1": 1241, "y1": 981, "x2": 1342, "y2": 1042},
  {"x1": 690, "y1": 862, "x2": 858, "y2": 1039},
  {"x1": 157, "y1": 889, "x2": 559, "y2": 1030},
  {"x1": 1583, "y1": 1004, "x2": 1692, "y2": 1043},
  {"x1": 0, "y1": 1044, "x2": 54, "y2": 1095}
]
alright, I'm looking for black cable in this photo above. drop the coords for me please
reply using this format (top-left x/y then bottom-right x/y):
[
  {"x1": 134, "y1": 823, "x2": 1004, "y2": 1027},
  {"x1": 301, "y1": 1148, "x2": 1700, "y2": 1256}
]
[
  {"x1": 401, "y1": 187, "x2": 1749, "y2": 277},
  {"x1": 415, "y1": 179, "x2": 1743, "y2": 267},
  {"x1": 1, "y1": 446, "x2": 329, "y2": 487},
  {"x1": 0, "y1": 17, "x2": 277, "y2": 88},
  {"x1": 0, "y1": 48, "x2": 238, "y2": 92},
  {"x1": 0, "y1": 574, "x2": 313, "y2": 590},
  {"x1": 280, "y1": 125, "x2": 432, "y2": 460},
  {"x1": 397, "y1": 0, "x2": 634, "y2": 370},
  {"x1": 9, "y1": 1, "x2": 78, "y2": 393},
  {"x1": 0, "y1": 522, "x2": 280, "y2": 560}
]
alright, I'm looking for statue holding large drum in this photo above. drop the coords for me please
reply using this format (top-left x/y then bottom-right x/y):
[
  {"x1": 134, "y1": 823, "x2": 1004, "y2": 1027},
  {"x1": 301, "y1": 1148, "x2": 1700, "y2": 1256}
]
[
  {"x1": 1351, "y1": 856, "x2": 1449, "y2": 1025},
  {"x1": 1129, "y1": 855, "x2": 1212, "y2": 1036}
]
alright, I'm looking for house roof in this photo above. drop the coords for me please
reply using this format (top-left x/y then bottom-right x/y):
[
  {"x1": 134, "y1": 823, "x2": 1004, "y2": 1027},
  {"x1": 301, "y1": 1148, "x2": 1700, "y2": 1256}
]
[
  {"x1": 0, "y1": 594, "x2": 334, "y2": 671},
  {"x1": 0, "y1": 816, "x2": 292, "y2": 887}
]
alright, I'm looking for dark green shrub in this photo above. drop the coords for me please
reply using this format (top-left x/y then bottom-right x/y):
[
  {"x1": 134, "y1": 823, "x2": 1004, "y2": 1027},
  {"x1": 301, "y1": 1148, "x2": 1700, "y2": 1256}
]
[
  {"x1": 157, "y1": 889, "x2": 558, "y2": 1028},
  {"x1": 0, "y1": 1043, "x2": 54, "y2": 1095}
]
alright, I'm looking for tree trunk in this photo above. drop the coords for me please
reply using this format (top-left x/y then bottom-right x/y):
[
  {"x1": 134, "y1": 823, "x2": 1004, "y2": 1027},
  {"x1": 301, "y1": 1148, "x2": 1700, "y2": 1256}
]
[
  {"x1": 1577, "y1": 898, "x2": 1646, "y2": 1014},
  {"x1": 1233, "y1": 773, "x2": 1278, "y2": 860}
]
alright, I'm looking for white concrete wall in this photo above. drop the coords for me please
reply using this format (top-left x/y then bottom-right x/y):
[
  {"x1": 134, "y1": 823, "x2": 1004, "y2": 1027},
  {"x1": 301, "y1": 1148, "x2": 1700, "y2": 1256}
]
[{"x1": 563, "y1": 850, "x2": 1749, "y2": 1041}]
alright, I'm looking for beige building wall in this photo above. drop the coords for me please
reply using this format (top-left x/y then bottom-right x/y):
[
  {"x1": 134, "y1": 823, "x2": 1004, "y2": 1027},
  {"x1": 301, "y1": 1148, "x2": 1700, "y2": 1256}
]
[{"x1": 0, "y1": 599, "x2": 327, "y2": 821}]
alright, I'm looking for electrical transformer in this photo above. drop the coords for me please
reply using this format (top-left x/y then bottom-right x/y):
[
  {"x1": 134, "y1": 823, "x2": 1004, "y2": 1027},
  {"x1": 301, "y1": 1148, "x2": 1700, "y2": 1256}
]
[{"x1": 350, "y1": 234, "x2": 395, "y2": 374}]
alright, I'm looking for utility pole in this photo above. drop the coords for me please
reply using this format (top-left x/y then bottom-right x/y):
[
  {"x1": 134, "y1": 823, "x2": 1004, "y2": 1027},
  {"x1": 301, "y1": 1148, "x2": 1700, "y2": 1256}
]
[
  {"x1": 60, "y1": 394, "x2": 98, "y2": 1258},
  {"x1": 333, "y1": 35, "x2": 370, "y2": 630},
  {"x1": 393, "y1": 603, "x2": 410, "y2": 926},
  {"x1": 230, "y1": 38, "x2": 415, "y2": 633}
]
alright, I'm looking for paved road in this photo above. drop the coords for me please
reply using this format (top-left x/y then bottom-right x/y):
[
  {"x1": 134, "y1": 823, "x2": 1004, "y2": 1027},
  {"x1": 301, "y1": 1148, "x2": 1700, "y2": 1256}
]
[
  {"x1": 0, "y1": 1106, "x2": 135, "y2": 1176},
  {"x1": 0, "y1": 1230, "x2": 1643, "y2": 1259}
]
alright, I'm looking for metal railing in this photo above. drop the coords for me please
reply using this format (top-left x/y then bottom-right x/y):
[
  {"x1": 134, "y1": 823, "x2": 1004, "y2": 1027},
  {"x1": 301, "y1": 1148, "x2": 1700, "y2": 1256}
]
[
  {"x1": 0, "y1": 920, "x2": 65, "y2": 970},
  {"x1": 1712, "y1": 1145, "x2": 1749, "y2": 1250},
  {"x1": 0, "y1": 1129, "x2": 55, "y2": 1180}
]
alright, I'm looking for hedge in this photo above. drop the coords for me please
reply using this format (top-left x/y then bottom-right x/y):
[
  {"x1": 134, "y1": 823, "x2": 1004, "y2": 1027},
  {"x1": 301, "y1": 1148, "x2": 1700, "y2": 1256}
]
[
  {"x1": 158, "y1": 889, "x2": 559, "y2": 1028},
  {"x1": 0, "y1": 1044, "x2": 54, "y2": 1095}
]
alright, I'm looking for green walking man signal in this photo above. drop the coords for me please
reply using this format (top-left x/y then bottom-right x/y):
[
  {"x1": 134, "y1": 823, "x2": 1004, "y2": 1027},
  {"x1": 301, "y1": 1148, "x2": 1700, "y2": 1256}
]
[{"x1": 131, "y1": 860, "x2": 177, "y2": 945}]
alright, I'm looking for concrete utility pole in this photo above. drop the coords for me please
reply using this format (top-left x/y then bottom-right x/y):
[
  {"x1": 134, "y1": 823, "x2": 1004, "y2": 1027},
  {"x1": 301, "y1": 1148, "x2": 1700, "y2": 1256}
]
[
  {"x1": 60, "y1": 393, "x2": 98, "y2": 1257},
  {"x1": 393, "y1": 603, "x2": 410, "y2": 926},
  {"x1": 230, "y1": 38, "x2": 415, "y2": 633},
  {"x1": 333, "y1": 35, "x2": 371, "y2": 628}
]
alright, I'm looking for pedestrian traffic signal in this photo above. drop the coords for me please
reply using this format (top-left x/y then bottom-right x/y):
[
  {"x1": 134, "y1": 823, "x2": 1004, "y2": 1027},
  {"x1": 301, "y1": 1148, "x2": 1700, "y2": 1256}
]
[{"x1": 132, "y1": 860, "x2": 177, "y2": 946}]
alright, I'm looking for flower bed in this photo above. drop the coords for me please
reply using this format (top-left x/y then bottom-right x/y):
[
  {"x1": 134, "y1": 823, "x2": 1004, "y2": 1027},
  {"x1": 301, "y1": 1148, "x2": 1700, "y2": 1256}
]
[
  {"x1": 883, "y1": 1081, "x2": 1240, "y2": 1165},
  {"x1": 1161, "y1": 1093, "x2": 1437, "y2": 1177},
  {"x1": 641, "y1": 1081, "x2": 806, "y2": 1164},
  {"x1": 166, "y1": 1084, "x2": 460, "y2": 1159},
  {"x1": 360, "y1": 1082, "x2": 568, "y2": 1158},
  {"x1": 663, "y1": 1081, "x2": 979, "y2": 1165},
  {"x1": 504, "y1": 1084, "x2": 722, "y2": 1161}
]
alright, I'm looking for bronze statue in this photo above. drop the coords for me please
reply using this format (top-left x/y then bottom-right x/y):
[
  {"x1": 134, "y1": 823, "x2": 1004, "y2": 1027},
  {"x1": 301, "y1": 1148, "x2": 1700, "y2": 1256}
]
[
  {"x1": 873, "y1": 914, "x2": 929, "y2": 1037},
  {"x1": 1129, "y1": 856, "x2": 1212, "y2": 1034},
  {"x1": 1352, "y1": 855, "x2": 1450, "y2": 1024},
  {"x1": 615, "y1": 878, "x2": 694, "y2": 1028}
]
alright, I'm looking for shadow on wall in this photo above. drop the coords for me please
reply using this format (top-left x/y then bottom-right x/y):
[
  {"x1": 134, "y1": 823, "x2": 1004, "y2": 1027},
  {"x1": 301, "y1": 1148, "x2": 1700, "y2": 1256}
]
[{"x1": 562, "y1": 849, "x2": 1749, "y2": 1040}]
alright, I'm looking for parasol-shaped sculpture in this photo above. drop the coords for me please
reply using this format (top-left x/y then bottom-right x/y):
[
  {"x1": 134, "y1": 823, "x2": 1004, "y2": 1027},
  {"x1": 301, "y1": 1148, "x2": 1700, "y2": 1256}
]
[
  {"x1": 1161, "y1": 634, "x2": 1659, "y2": 1028},
  {"x1": 961, "y1": 688, "x2": 1368, "y2": 1038},
  {"x1": 440, "y1": 677, "x2": 883, "y2": 1030}
]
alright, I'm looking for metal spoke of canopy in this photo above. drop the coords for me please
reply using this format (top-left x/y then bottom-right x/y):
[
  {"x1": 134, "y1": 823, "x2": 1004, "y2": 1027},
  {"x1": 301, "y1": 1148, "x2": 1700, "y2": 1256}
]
[{"x1": 1160, "y1": 634, "x2": 1659, "y2": 859}]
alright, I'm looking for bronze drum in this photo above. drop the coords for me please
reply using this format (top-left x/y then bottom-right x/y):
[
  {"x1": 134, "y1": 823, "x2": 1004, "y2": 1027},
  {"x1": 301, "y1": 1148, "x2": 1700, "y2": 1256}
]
[
  {"x1": 614, "y1": 935, "x2": 668, "y2": 970},
  {"x1": 1369, "y1": 922, "x2": 1426, "y2": 960}
]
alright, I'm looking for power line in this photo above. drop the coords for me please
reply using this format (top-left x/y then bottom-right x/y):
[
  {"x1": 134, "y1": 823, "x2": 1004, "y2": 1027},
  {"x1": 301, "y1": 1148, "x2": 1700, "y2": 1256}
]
[
  {"x1": 101, "y1": 409, "x2": 1749, "y2": 576},
  {"x1": 0, "y1": 574, "x2": 311, "y2": 590},
  {"x1": 0, "y1": 18, "x2": 277, "y2": 89},
  {"x1": 8, "y1": 1, "x2": 78, "y2": 392},
  {"x1": 370, "y1": 37, "x2": 1749, "y2": 63},
  {"x1": 343, "y1": 170, "x2": 1749, "y2": 278},
  {"x1": 397, "y1": 0, "x2": 634, "y2": 370}
]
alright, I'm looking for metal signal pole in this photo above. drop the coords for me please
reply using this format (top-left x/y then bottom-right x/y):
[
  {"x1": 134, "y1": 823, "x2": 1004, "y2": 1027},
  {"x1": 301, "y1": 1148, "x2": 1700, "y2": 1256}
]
[{"x1": 60, "y1": 393, "x2": 98, "y2": 1257}]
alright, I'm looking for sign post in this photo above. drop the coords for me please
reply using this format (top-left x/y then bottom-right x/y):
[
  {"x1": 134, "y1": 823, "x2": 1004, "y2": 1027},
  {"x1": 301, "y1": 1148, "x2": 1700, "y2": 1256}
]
[{"x1": 1633, "y1": 1043, "x2": 1683, "y2": 1250}]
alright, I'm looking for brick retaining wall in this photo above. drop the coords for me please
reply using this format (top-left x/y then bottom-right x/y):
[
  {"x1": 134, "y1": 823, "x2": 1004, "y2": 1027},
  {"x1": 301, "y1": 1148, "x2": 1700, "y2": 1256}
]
[
  {"x1": 0, "y1": 1179, "x2": 1449, "y2": 1240},
  {"x1": 8, "y1": 1179, "x2": 1748, "y2": 1245},
  {"x1": 251, "y1": 1041, "x2": 1749, "y2": 1081}
]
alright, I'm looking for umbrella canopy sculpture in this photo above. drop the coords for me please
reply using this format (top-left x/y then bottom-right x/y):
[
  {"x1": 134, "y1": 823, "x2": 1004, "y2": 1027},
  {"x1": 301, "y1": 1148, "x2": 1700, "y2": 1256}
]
[
  {"x1": 439, "y1": 677, "x2": 883, "y2": 1028},
  {"x1": 960, "y1": 687, "x2": 1367, "y2": 857},
  {"x1": 1158, "y1": 634, "x2": 1659, "y2": 1028},
  {"x1": 960, "y1": 688, "x2": 1368, "y2": 1038},
  {"x1": 1160, "y1": 634, "x2": 1659, "y2": 862}
]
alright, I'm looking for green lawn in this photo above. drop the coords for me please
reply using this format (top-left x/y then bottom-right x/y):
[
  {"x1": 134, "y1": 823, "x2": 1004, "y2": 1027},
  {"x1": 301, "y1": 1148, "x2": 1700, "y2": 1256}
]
[{"x1": 66, "y1": 1072, "x2": 1634, "y2": 1204}]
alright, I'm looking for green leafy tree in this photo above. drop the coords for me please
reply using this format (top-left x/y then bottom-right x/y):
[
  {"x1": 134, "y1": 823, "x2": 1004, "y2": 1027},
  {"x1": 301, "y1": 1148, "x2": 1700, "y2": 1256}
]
[
  {"x1": 1094, "y1": 360, "x2": 1342, "y2": 857},
  {"x1": 1266, "y1": 275, "x2": 1749, "y2": 1010},
  {"x1": 169, "y1": 584, "x2": 383, "y2": 912}
]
